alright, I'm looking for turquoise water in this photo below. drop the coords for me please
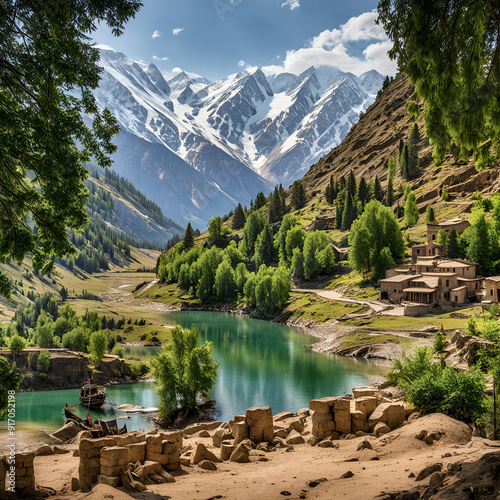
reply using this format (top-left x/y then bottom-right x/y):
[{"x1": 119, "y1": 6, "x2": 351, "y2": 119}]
[{"x1": 0, "y1": 311, "x2": 386, "y2": 432}]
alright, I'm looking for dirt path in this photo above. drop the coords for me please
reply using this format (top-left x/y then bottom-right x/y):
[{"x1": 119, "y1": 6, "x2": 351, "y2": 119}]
[{"x1": 294, "y1": 288, "x2": 391, "y2": 314}]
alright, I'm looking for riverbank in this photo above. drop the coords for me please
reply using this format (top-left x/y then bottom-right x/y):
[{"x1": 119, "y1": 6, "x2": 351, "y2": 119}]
[{"x1": 4, "y1": 385, "x2": 499, "y2": 500}]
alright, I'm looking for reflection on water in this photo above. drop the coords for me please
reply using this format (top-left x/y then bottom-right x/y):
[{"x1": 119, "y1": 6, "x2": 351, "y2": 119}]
[{"x1": 0, "y1": 311, "x2": 386, "y2": 432}]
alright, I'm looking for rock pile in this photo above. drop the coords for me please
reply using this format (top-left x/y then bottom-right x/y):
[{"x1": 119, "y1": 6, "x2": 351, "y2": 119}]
[
  {"x1": 309, "y1": 386, "x2": 410, "y2": 442},
  {"x1": 77, "y1": 430, "x2": 182, "y2": 492}
]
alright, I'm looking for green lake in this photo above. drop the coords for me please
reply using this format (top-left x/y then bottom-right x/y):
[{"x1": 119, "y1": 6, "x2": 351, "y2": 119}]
[{"x1": 0, "y1": 311, "x2": 387, "y2": 432}]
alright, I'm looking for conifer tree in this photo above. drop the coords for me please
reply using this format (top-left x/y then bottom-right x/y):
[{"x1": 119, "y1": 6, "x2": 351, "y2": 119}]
[
  {"x1": 426, "y1": 206, "x2": 436, "y2": 223},
  {"x1": 341, "y1": 192, "x2": 355, "y2": 231},
  {"x1": 386, "y1": 176, "x2": 394, "y2": 207},
  {"x1": 325, "y1": 176, "x2": 335, "y2": 204},
  {"x1": 357, "y1": 177, "x2": 370, "y2": 207},
  {"x1": 404, "y1": 190, "x2": 419, "y2": 227},
  {"x1": 336, "y1": 190, "x2": 346, "y2": 229},
  {"x1": 347, "y1": 170, "x2": 357, "y2": 198},
  {"x1": 400, "y1": 143, "x2": 409, "y2": 179},
  {"x1": 268, "y1": 186, "x2": 281, "y2": 223},
  {"x1": 254, "y1": 222, "x2": 274, "y2": 268},
  {"x1": 232, "y1": 204, "x2": 246, "y2": 230},
  {"x1": 182, "y1": 223, "x2": 195, "y2": 249},
  {"x1": 382, "y1": 75, "x2": 391, "y2": 90},
  {"x1": 290, "y1": 181, "x2": 307, "y2": 210},
  {"x1": 388, "y1": 158, "x2": 397, "y2": 179},
  {"x1": 374, "y1": 176, "x2": 384, "y2": 202},
  {"x1": 447, "y1": 229, "x2": 460, "y2": 258},
  {"x1": 278, "y1": 184, "x2": 286, "y2": 215}
]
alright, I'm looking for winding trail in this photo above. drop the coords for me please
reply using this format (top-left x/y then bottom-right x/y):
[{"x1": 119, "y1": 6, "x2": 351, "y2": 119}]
[{"x1": 294, "y1": 288, "x2": 406, "y2": 316}]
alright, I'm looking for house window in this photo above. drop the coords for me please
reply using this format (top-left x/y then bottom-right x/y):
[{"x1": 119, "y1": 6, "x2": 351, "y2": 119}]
[
  {"x1": 455, "y1": 296, "x2": 458, "y2": 302},
  {"x1": 491, "y1": 290, "x2": 494, "y2": 296},
  {"x1": 453, "y1": 268, "x2": 455, "y2": 272},
  {"x1": 446, "y1": 280, "x2": 449, "y2": 287},
  {"x1": 432, "y1": 235, "x2": 436, "y2": 240},
  {"x1": 417, "y1": 249, "x2": 420, "y2": 254},
  {"x1": 394, "y1": 289, "x2": 397, "y2": 293},
  {"x1": 476, "y1": 283, "x2": 478, "y2": 290}
]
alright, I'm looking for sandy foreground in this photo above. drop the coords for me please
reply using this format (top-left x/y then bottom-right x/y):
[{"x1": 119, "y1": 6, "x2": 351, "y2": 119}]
[{"x1": 4, "y1": 413, "x2": 500, "y2": 500}]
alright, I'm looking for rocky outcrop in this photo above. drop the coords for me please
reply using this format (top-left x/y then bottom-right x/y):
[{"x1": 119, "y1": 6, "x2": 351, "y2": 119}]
[
  {"x1": 447, "y1": 330, "x2": 493, "y2": 367},
  {"x1": 0, "y1": 348, "x2": 89, "y2": 391}
]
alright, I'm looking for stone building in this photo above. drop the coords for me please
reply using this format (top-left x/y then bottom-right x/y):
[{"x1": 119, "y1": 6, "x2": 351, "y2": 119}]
[
  {"x1": 411, "y1": 241, "x2": 445, "y2": 264},
  {"x1": 426, "y1": 218, "x2": 470, "y2": 243},
  {"x1": 483, "y1": 277, "x2": 500, "y2": 303}
]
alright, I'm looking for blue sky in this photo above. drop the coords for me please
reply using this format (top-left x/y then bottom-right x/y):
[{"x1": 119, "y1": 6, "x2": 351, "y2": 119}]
[{"x1": 94, "y1": 0, "x2": 397, "y2": 81}]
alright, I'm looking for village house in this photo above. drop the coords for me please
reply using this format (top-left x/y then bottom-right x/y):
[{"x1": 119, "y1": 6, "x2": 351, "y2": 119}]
[
  {"x1": 379, "y1": 218, "x2": 483, "y2": 315},
  {"x1": 426, "y1": 217, "x2": 470, "y2": 243},
  {"x1": 483, "y1": 277, "x2": 500, "y2": 303}
]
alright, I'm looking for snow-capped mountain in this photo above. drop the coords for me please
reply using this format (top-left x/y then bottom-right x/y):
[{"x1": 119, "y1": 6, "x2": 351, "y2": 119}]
[{"x1": 94, "y1": 48, "x2": 385, "y2": 225}]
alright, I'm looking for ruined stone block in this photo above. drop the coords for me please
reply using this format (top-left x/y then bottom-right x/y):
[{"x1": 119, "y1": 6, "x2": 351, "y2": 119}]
[
  {"x1": 352, "y1": 386, "x2": 379, "y2": 398},
  {"x1": 233, "y1": 421, "x2": 249, "y2": 444},
  {"x1": 310, "y1": 397, "x2": 337, "y2": 413},
  {"x1": 368, "y1": 403, "x2": 405, "y2": 430},
  {"x1": 246, "y1": 407, "x2": 274, "y2": 443},
  {"x1": 354, "y1": 397, "x2": 378, "y2": 417},
  {"x1": 100, "y1": 446, "x2": 129, "y2": 467},
  {"x1": 351, "y1": 410, "x2": 370, "y2": 434},
  {"x1": 126, "y1": 442, "x2": 146, "y2": 464}
]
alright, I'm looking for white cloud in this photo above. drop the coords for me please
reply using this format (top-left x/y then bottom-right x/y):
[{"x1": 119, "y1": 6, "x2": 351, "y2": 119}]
[
  {"x1": 151, "y1": 30, "x2": 162, "y2": 39},
  {"x1": 153, "y1": 55, "x2": 169, "y2": 61},
  {"x1": 172, "y1": 67, "x2": 183, "y2": 74},
  {"x1": 172, "y1": 27, "x2": 184, "y2": 36},
  {"x1": 261, "y1": 10, "x2": 397, "y2": 77},
  {"x1": 95, "y1": 44, "x2": 115, "y2": 52},
  {"x1": 238, "y1": 60, "x2": 246, "y2": 67},
  {"x1": 281, "y1": 0, "x2": 300, "y2": 10}
]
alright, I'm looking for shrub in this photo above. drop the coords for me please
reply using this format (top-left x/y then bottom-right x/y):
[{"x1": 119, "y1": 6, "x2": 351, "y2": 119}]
[
  {"x1": 406, "y1": 366, "x2": 486, "y2": 422},
  {"x1": 112, "y1": 345, "x2": 124, "y2": 358},
  {"x1": 442, "y1": 189, "x2": 449, "y2": 201},
  {"x1": 28, "y1": 351, "x2": 40, "y2": 371},
  {"x1": 37, "y1": 350, "x2": 51, "y2": 375},
  {"x1": 389, "y1": 347, "x2": 487, "y2": 422}
]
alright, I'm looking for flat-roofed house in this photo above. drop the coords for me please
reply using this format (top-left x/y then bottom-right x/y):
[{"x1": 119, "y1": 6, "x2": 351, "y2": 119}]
[
  {"x1": 426, "y1": 218, "x2": 470, "y2": 243},
  {"x1": 411, "y1": 241, "x2": 445, "y2": 265},
  {"x1": 483, "y1": 277, "x2": 500, "y2": 303},
  {"x1": 380, "y1": 274, "x2": 421, "y2": 302}
]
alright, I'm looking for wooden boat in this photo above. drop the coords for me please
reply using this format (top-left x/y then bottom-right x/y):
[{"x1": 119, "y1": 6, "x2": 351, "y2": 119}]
[
  {"x1": 63, "y1": 405, "x2": 127, "y2": 437},
  {"x1": 79, "y1": 380, "x2": 106, "y2": 409}
]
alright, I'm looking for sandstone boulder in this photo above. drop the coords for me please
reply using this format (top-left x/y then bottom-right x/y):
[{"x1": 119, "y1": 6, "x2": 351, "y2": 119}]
[
  {"x1": 192, "y1": 443, "x2": 220, "y2": 465},
  {"x1": 246, "y1": 406, "x2": 274, "y2": 443},
  {"x1": 229, "y1": 443, "x2": 250, "y2": 463},
  {"x1": 373, "y1": 422, "x2": 390, "y2": 437},
  {"x1": 198, "y1": 459, "x2": 217, "y2": 470},
  {"x1": 286, "y1": 430, "x2": 305, "y2": 445},
  {"x1": 368, "y1": 402, "x2": 405, "y2": 430},
  {"x1": 353, "y1": 397, "x2": 378, "y2": 417},
  {"x1": 352, "y1": 386, "x2": 379, "y2": 398}
]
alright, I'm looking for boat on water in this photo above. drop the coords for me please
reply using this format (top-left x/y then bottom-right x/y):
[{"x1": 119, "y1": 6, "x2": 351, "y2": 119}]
[
  {"x1": 63, "y1": 405, "x2": 127, "y2": 437},
  {"x1": 79, "y1": 379, "x2": 106, "y2": 408}
]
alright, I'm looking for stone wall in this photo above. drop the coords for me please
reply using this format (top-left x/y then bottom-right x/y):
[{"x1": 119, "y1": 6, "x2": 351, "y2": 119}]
[{"x1": 78, "y1": 430, "x2": 182, "y2": 492}]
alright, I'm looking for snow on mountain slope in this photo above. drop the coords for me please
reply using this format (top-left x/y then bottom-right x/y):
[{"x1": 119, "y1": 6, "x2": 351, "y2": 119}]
[{"x1": 94, "y1": 49, "x2": 385, "y2": 222}]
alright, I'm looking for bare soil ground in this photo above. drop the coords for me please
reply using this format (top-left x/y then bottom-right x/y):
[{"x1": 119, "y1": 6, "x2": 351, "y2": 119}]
[{"x1": 14, "y1": 413, "x2": 500, "y2": 500}]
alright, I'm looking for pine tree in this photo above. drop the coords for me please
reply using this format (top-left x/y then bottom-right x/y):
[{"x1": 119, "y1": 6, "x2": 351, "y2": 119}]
[
  {"x1": 255, "y1": 192, "x2": 267, "y2": 209},
  {"x1": 347, "y1": 170, "x2": 357, "y2": 198},
  {"x1": 357, "y1": 177, "x2": 370, "y2": 207},
  {"x1": 404, "y1": 190, "x2": 419, "y2": 227},
  {"x1": 341, "y1": 192, "x2": 354, "y2": 231},
  {"x1": 232, "y1": 204, "x2": 246, "y2": 230},
  {"x1": 400, "y1": 143, "x2": 409, "y2": 179},
  {"x1": 268, "y1": 186, "x2": 281, "y2": 223},
  {"x1": 382, "y1": 75, "x2": 391, "y2": 90},
  {"x1": 386, "y1": 176, "x2": 394, "y2": 206},
  {"x1": 388, "y1": 158, "x2": 397, "y2": 179},
  {"x1": 279, "y1": 184, "x2": 286, "y2": 215},
  {"x1": 182, "y1": 223, "x2": 195, "y2": 249},
  {"x1": 399, "y1": 138, "x2": 405, "y2": 156},
  {"x1": 336, "y1": 190, "x2": 346, "y2": 229},
  {"x1": 447, "y1": 229, "x2": 459, "y2": 258},
  {"x1": 254, "y1": 222, "x2": 274, "y2": 268},
  {"x1": 426, "y1": 206, "x2": 436, "y2": 223},
  {"x1": 325, "y1": 176, "x2": 335, "y2": 204},
  {"x1": 290, "y1": 181, "x2": 307, "y2": 210},
  {"x1": 374, "y1": 176, "x2": 384, "y2": 202}
]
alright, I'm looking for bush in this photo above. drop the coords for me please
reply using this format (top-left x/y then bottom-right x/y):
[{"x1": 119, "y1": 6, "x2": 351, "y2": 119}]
[
  {"x1": 406, "y1": 366, "x2": 486, "y2": 422},
  {"x1": 112, "y1": 345, "x2": 124, "y2": 358},
  {"x1": 442, "y1": 189, "x2": 449, "y2": 201},
  {"x1": 28, "y1": 351, "x2": 40, "y2": 371},
  {"x1": 37, "y1": 350, "x2": 51, "y2": 375},
  {"x1": 389, "y1": 347, "x2": 487, "y2": 422}
]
